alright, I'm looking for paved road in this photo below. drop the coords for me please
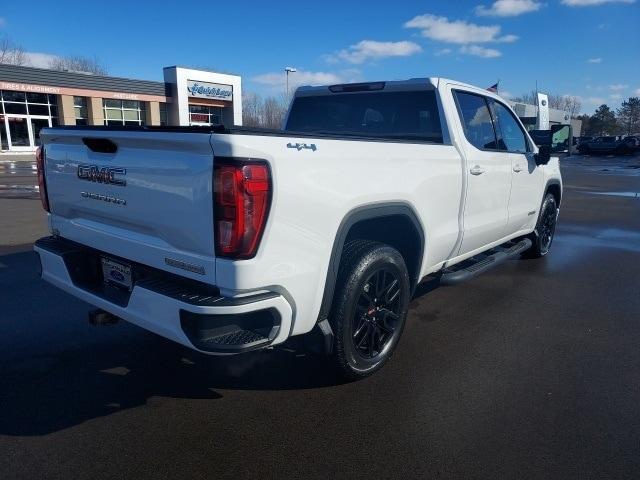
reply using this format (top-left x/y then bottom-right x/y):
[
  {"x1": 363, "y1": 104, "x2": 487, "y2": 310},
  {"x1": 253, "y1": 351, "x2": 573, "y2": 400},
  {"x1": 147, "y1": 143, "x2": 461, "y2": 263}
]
[
  {"x1": 0, "y1": 155, "x2": 48, "y2": 252},
  {"x1": 1, "y1": 155, "x2": 639, "y2": 479}
]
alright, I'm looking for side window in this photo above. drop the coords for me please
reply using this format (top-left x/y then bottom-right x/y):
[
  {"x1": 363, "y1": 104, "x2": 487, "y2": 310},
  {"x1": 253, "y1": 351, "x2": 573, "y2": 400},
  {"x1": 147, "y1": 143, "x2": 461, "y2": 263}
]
[
  {"x1": 491, "y1": 101, "x2": 528, "y2": 153},
  {"x1": 454, "y1": 91, "x2": 498, "y2": 150}
]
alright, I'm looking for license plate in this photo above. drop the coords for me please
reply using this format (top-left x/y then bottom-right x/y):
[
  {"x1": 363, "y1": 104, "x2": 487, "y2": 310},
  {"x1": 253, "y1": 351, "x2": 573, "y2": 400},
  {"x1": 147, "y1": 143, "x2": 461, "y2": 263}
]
[{"x1": 101, "y1": 257, "x2": 133, "y2": 291}]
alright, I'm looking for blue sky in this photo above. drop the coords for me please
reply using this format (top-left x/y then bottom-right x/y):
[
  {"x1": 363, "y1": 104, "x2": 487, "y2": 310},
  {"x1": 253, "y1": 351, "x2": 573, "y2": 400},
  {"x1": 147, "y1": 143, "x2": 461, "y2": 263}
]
[{"x1": 1, "y1": 0, "x2": 638, "y2": 113}]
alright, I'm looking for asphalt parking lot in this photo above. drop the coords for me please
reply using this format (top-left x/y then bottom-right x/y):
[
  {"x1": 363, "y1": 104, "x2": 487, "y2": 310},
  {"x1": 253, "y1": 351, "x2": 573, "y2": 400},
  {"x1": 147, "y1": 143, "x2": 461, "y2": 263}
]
[{"x1": 1, "y1": 153, "x2": 639, "y2": 479}]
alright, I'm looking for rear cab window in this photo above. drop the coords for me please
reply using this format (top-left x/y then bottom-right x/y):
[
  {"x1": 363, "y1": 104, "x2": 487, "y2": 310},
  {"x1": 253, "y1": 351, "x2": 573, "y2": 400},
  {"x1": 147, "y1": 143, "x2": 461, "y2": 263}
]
[{"x1": 285, "y1": 90, "x2": 443, "y2": 143}]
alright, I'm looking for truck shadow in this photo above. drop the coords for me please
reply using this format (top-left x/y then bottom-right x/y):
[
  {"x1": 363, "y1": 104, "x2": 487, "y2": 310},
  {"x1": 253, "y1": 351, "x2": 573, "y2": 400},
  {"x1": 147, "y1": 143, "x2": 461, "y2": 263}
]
[
  {"x1": 0, "y1": 336, "x2": 343, "y2": 436},
  {"x1": 0, "y1": 251, "x2": 345, "y2": 436}
]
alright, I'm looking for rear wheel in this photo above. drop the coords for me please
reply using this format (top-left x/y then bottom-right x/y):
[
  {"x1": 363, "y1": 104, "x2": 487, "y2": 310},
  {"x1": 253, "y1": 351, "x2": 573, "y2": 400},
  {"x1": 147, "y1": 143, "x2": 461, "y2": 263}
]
[
  {"x1": 526, "y1": 193, "x2": 558, "y2": 258},
  {"x1": 329, "y1": 240, "x2": 411, "y2": 380}
]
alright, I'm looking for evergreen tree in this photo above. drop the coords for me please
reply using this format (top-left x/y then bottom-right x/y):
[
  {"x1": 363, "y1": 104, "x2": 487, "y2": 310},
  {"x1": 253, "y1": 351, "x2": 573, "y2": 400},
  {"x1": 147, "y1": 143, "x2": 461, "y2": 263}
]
[
  {"x1": 589, "y1": 104, "x2": 617, "y2": 136},
  {"x1": 616, "y1": 97, "x2": 640, "y2": 135}
]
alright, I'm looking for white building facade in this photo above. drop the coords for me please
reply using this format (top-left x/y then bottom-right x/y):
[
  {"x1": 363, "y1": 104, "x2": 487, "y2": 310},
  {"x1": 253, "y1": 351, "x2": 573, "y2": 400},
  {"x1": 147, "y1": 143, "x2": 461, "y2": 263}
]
[{"x1": 163, "y1": 66, "x2": 242, "y2": 128}]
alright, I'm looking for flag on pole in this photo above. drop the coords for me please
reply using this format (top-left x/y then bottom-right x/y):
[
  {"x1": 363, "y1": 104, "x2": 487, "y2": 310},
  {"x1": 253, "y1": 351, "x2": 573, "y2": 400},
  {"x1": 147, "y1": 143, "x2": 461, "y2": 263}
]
[{"x1": 486, "y1": 82, "x2": 499, "y2": 93}]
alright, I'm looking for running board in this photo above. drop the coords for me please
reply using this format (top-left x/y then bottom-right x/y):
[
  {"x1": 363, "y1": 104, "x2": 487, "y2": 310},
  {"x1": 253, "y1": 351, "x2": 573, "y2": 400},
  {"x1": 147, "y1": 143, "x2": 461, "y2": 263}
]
[{"x1": 440, "y1": 238, "x2": 532, "y2": 285}]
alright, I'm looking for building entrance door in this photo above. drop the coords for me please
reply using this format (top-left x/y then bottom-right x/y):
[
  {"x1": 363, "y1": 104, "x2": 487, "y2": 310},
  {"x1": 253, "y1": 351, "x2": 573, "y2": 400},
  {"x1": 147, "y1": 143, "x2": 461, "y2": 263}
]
[
  {"x1": 3, "y1": 115, "x2": 51, "y2": 151},
  {"x1": 30, "y1": 117, "x2": 51, "y2": 147}
]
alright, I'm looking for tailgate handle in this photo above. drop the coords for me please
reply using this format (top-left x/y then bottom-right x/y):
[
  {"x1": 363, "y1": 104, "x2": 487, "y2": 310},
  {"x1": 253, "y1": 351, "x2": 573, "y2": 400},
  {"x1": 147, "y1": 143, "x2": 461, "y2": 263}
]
[{"x1": 82, "y1": 137, "x2": 118, "y2": 154}]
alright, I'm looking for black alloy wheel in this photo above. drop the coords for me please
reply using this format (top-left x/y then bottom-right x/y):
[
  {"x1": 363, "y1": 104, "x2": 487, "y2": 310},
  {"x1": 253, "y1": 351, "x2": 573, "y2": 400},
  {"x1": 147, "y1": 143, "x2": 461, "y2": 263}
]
[
  {"x1": 352, "y1": 268, "x2": 402, "y2": 359},
  {"x1": 526, "y1": 193, "x2": 558, "y2": 258},
  {"x1": 329, "y1": 240, "x2": 411, "y2": 380},
  {"x1": 539, "y1": 199, "x2": 557, "y2": 255}
]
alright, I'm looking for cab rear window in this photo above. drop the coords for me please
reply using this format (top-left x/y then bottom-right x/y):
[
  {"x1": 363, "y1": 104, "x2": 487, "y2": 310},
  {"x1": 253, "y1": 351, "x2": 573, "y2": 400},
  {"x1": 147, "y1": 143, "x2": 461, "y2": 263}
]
[{"x1": 285, "y1": 90, "x2": 443, "y2": 143}]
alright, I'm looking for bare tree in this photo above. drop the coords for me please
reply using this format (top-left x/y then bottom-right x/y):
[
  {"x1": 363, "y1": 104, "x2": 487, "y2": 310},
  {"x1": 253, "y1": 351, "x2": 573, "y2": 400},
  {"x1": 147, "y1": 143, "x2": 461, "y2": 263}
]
[
  {"x1": 0, "y1": 35, "x2": 27, "y2": 66},
  {"x1": 242, "y1": 92, "x2": 263, "y2": 127},
  {"x1": 241, "y1": 91, "x2": 290, "y2": 129},
  {"x1": 547, "y1": 94, "x2": 564, "y2": 110},
  {"x1": 262, "y1": 96, "x2": 287, "y2": 129},
  {"x1": 48, "y1": 55, "x2": 107, "y2": 75},
  {"x1": 561, "y1": 95, "x2": 582, "y2": 118},
  {"x1": 511, "y1": 90, "x2": 537, "y2": 104},
  {"x1": 513, "y1": 90, "x2": 582, "y2": 118}
]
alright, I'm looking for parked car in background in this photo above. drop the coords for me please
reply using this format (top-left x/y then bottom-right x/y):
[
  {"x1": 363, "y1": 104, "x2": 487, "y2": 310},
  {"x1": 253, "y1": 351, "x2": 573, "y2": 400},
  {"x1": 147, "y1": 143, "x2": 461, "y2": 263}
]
[
  {"x1": 578, "y1": 136, "x2": 633, "y2": 155},
  {"x1": 576, "y1": 136, "x2": 593, "y2": 146},
  {"x1": 623, "y1": 136, "x2": 639, "y2": 152}
]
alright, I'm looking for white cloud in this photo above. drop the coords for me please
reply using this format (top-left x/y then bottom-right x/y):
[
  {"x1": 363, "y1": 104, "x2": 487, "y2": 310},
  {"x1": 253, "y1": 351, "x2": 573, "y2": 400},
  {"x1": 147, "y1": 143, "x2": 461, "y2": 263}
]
[
  {"x1": 325, "y1": 40, "x2": 422, "y2": 65},
  {"x1": 586, "y1": 96, "x2": 606, "y2": 104},
  {"x1": 587, "y1": 57, "x2": 602, "y2": 63},
  {"x1": 404, "y1": 14, "x2": 518, "y2": 44},
  {"x1": 252, "y1": 69, "x2": 361, "y2": 90},
  {"x1": 609, "y1": 84, "x2": 628, "y2": 91},
  {"x1": 610, "y1": 93, "x2": 622, "y2": 99},
  {"x1": 635, "y1": 88, "x2": 640, "y2": 96},
  {"x1": 460, "y1": 45, "x2": 502, "y2": 58},
  {"x1": 475, "y1": 0, "x2": 543, "y2": 16},
  {"x1": 562, "y1": 0, "x2": 634, "y2": 6},
  {"x1": 499, "y1": 90, "x2": 514, "y2": 99},
  {"x1": 24, "y1": 52, "x2": 61, "y2": 69}
]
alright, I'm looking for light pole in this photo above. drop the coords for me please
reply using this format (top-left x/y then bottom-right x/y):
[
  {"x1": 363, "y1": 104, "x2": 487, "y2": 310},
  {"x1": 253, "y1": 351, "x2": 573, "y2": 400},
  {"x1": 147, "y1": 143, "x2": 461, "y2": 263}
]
[{"x1": 285, "y1": 67, "x2": 297, "y2": 97}]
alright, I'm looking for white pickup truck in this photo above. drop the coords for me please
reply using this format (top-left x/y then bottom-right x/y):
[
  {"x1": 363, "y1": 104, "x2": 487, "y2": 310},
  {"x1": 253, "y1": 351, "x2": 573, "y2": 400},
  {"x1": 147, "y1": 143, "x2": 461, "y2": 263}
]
[{"x1": 35, "y1": 78, "x2": 562, "y2": 379}]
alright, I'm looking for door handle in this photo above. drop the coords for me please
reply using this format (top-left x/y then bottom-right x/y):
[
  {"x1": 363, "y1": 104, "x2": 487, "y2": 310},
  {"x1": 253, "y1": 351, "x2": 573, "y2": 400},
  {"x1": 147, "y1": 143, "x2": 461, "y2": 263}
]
[
  {"x1": 513, "y1": 164, "x2": 523, "y2": 173},
  {"x1": 470, "y1": 165, "x2": 485, "y2": 176}
]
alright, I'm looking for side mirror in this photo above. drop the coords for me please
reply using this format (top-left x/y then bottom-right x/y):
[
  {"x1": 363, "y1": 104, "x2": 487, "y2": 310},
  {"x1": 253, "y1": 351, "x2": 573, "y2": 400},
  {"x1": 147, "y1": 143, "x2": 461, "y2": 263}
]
[
  {"x1": 535, "y1": 144, "x2": 551, "y2": 165},
  {"x1": 550, "y1": 124, "x2": 571, "y2": 154}
]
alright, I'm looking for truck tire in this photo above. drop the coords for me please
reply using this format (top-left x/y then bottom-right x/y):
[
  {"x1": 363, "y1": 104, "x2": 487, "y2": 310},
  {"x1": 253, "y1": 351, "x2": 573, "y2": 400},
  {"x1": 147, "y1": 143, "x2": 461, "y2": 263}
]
[
  {"x1": 329, "y1": 240, "x2": 411, "y2": 380},
  {"x1": 526, "y1": 193, "x2": 558, "y2": 258}
]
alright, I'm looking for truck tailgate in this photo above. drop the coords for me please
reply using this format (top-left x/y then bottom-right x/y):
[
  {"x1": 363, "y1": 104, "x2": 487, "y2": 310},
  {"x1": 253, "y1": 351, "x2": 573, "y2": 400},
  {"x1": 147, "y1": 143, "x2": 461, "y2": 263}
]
[{"x1": 41, "y1": 128, "x2": 216, "y2": 283}]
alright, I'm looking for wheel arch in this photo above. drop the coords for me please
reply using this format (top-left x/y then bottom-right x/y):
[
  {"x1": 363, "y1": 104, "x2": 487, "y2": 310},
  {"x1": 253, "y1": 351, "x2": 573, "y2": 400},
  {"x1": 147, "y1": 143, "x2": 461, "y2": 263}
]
[
  {"x1": 317, "y1": 202, "x2": 425, "y2": 323},
  {"x1": 545, "y1": 179, "x2": 562, "y2": 207}
]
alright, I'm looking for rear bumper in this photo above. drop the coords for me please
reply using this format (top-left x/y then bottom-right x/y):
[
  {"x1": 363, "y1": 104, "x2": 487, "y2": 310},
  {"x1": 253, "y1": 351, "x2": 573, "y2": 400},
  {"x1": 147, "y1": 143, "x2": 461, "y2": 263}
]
[{"x1": 34, "y1": 236, "x2": 293, "y2": 354}]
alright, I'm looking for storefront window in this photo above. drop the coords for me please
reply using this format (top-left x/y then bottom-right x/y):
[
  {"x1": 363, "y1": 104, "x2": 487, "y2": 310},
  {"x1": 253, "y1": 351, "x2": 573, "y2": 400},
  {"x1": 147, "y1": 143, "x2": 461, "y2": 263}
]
[
  {"x1": 103, "y1": 99, "x2": 146, "y2": 126},
  {"x1": 188, "y1": 105, "x2": 222, "y2": 125},
  {"x1": 4, "y1": 102, "x2": 27, "y2": 115},
  {"x1": 159, "y1": 102, "x2": 168, "y2": 126},
  {"x1": 28, "y1": 104, "x2": 50, "y2": 116},
  {"x1": 2, "y1": 91, "x2": 26, "y2": 103},
  {"x1": 26, "y1": 93, "x2": 49, "y2": 104},
  {"x1": 0, "y1": 91, "x2": 58, "y2": 121},
  {"x1": 74, "y1": 96, "x2": 88, "y2": 126},
  {"x1": 0, "y1": 91, "x2": 58, "y2": 150}
]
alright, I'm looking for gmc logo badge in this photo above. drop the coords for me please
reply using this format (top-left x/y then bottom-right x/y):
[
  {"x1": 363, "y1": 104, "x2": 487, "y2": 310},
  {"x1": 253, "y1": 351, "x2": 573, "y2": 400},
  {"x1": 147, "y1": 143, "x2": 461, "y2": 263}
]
[{"x1": 77, "y1": 165, "x2": 126, "y2": 186}]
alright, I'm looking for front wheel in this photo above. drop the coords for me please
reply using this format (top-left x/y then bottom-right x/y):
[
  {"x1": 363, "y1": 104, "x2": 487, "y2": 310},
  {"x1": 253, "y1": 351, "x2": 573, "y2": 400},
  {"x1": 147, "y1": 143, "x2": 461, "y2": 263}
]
[
  {"x1": 526, "y1": 193, "x2": 558, "y2": 258},
  {"x1": 329, "y1": 240, "x2": 411, "y2": 380}
]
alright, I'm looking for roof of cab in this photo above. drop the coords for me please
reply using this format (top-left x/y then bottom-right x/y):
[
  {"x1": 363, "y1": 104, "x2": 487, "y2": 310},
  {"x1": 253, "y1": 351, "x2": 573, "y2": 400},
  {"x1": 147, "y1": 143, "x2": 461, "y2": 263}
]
[
  {"x1": 294, "y1": 78, "x2": 440, "y2": 96},
  {"x1": 293, "y1": 77, "x2": 507, "y2": 100}
]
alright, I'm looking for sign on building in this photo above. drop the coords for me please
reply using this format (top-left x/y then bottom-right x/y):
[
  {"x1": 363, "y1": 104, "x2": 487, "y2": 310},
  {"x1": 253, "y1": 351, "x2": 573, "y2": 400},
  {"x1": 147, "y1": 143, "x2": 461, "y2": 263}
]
[
  {"x1": 186, "y1": 80, "x2": 233, "y2": 101},
  {"x1": 536, "y1": 93, "x2": 549, "y2": 130}
]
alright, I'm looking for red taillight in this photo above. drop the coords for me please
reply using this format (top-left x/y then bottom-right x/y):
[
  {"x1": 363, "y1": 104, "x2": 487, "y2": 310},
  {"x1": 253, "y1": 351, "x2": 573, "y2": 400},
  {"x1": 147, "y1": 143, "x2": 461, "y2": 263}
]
[
  {"x1": 35, "y1": 146, "x2": 50, "y2": 212},
  {"x1": 214, "y1": 160, "x2": 271, "y2": 258}
]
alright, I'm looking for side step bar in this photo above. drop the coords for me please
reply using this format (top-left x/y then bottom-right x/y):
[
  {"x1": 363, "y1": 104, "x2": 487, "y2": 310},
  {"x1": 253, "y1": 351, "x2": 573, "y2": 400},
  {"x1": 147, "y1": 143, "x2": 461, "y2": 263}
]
[{"x1": 440, "y1": 238, "x2": 532, "y2": 286}]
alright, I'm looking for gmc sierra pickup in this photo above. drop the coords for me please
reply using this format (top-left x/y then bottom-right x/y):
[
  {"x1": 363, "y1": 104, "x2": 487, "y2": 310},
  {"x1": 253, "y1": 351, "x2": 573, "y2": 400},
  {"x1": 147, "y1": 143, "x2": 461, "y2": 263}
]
[{"x1": 34, "y1": 78, "x2": 562, "y2": 379}]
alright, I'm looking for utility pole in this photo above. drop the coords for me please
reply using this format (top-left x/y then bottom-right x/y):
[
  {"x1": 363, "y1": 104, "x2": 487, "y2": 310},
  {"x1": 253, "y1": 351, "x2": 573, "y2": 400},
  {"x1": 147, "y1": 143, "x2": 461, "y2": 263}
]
[{"x1": 285, "y1": 67, "x2": 297, "y2": 97}]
